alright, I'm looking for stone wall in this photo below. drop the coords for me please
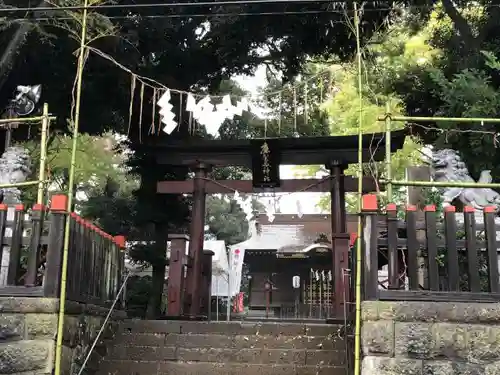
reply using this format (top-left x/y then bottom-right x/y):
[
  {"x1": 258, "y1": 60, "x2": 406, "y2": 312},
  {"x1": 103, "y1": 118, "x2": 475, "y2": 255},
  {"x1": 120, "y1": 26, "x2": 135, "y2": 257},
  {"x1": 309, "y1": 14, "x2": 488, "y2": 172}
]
[
  {"x1": 361, "y1": 300, "x2": 500, "y2": 375},
  {"x1": 0, "y1": 297, "x2": 125, "y2": 375}
]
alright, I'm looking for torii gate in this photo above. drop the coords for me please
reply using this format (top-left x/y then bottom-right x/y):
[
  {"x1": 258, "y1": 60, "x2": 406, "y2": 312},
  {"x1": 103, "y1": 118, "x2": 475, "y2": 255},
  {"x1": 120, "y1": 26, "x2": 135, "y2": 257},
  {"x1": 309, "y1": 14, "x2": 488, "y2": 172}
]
[{"x1": 148, "y1": 130, "x2": 406, "y2": 319}]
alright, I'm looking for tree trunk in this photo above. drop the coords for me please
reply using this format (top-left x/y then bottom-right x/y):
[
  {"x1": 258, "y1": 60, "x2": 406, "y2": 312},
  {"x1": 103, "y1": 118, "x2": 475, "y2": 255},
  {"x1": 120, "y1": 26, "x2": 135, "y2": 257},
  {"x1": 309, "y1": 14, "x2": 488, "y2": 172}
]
[
  {"x1": 145, "y1": 223, "x2": 168, "y2": 319},
  {"x1": 145, "y1": 262, "x2": 166, "y2": 319}
]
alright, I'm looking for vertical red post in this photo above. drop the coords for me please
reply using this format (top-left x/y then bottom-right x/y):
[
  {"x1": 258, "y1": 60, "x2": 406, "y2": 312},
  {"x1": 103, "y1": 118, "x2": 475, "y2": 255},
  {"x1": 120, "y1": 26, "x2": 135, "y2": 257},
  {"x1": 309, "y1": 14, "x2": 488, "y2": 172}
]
[
  {"x1": 43, "y1": 194, "x2": 68, "y2": 297},
  {"x1": 200, "y1": 250, "x2": 214, "y2": 319},
  {"x1": 362, "y1": 194, "x2": 379, "y2": 300},
  {"x1": 184, "y1": 163, "x2": 210, "y2": 317},
  {"x1": 167, "y1": 234, "x2": 189, "y2": 317},
  {"x1": 327, "y1": 161, "x2": 351, "y2": 318}
]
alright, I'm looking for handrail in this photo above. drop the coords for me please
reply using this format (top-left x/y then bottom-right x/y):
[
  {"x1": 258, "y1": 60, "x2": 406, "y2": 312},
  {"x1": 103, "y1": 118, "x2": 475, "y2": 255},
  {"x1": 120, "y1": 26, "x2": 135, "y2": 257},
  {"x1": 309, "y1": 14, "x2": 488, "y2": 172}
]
[{"x1": 76, "y1": 271, "x2": 132, "y2": 375}]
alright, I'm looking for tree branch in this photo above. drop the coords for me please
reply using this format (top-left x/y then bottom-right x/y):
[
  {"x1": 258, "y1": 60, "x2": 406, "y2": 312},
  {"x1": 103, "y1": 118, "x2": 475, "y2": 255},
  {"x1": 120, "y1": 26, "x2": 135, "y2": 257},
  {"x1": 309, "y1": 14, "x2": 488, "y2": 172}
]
[
  {"x1": 440, "y1": 0, "x2": 475, "y2": 47},
  {"x1": 0, "y1": 0, "x2": 46, "y2": 92}
]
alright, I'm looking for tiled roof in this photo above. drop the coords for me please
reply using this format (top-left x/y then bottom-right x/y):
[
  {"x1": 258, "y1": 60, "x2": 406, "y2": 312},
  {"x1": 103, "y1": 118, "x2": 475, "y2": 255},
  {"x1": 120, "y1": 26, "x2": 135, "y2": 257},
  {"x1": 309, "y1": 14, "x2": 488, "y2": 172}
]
[{"x1": 239, "y1": 213, "x2": 359, "y2": 251}]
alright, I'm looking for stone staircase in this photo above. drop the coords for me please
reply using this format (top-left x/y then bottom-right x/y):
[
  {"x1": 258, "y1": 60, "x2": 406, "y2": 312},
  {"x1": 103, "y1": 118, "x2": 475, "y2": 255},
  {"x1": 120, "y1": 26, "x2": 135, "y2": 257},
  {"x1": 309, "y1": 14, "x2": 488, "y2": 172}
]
[{"x1": 97, "y1": 320, "x2": 349, "y2": 375}]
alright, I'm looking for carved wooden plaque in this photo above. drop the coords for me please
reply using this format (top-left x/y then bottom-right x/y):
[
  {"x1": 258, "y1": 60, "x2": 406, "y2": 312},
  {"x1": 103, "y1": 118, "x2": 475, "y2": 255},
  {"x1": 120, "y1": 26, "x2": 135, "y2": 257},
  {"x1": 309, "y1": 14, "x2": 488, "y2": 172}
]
[{"x1": 250, "y1": 139, "x2": 281, "y2": 188}]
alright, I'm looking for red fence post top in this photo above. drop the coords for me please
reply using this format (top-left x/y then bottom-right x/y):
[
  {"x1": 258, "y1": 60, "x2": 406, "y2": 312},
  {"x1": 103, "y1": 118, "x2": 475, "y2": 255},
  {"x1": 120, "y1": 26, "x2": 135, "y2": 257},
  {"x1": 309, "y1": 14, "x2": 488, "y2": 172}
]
[
  {"x1": 424, "y1": 205, "x2": 436, "y2": 212},
  {"x1": 444, "y1": 205, "x2": 456, "y2": 212},
  {"x1": 114, "y1": 235, "x2": 126, "y2": 249},
  {"x1": 386, "y1": 203, "x2": 397, "y2": 211},
  {"x1": 70, "y1": 212, "x2": 77, "y2": 218},
  {"x1": 484, "y1": 206, "x2": 496, "y2": 213},
  {"x1": 32, "y1": 204, "x2": 45, "y2": 211},
  {"x1": 15, "y1": 204, "x2": 24, "y2": 211},
  {"x1": 349, "y1": 233, "x2": 358, "y2": 247},
  {"x1": 406, "y1": 204, "x2": 417, "y2": 212},
  {"x1": 50, "y1": 195, "x2": 68, "y2": 212},
  {"x1": 362, "y1": 194, "x2": 378, "y2": 211},
  {"x1": 463, "y1": 206, "x2": 475, "y2": 213},
  {"x1": 0, "y1": 204, "x2": 7, "y2": 211}
]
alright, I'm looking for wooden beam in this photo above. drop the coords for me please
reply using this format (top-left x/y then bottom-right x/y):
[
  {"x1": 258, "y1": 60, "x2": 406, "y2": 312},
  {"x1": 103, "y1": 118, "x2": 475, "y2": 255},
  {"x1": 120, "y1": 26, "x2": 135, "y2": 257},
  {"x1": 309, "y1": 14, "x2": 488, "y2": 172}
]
[{"x1": 157, "y1": 177, "x2": 380, "y2": 194}]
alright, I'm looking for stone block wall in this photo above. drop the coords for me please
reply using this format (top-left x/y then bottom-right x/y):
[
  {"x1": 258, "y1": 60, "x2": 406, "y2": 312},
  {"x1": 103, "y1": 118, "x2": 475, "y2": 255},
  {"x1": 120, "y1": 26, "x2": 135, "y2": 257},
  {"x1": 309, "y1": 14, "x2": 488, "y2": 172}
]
[
  {"x1": 0, "y1": 297, "x2": 125, "y2": 375},
  {"x1": 361, "y1": 300, "x2": 500, "y2": 375}
]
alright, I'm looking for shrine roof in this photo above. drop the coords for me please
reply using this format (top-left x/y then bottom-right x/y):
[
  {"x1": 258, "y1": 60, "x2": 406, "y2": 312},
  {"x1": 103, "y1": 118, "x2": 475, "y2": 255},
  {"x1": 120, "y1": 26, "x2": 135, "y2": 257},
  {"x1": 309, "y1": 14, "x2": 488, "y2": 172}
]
[
  {"x1": 148, "y1": 129, "x2": 406, "y2": 166},
  {"x1": 238, "y1": 213, "x2": 393, "y2": 253},
  {"x1": 234, "y1": 214, "x2": 357, "y2": 253}
]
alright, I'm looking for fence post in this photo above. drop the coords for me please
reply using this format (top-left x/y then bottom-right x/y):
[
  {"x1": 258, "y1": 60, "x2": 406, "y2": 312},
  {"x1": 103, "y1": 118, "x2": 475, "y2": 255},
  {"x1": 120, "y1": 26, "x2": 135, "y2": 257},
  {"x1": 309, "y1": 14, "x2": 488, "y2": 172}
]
[
  {"x1": 6, "y1": 204, "x2": 25, "y2": 285},
  {"x1": 484, "y1": 206, "x2": 500, "y2": 293},
  {"x1": 361, "y1": 194, "x2": 378, "y2": 300},
  {"x1": 386, "y1": 203, "x2": 399, "y2": 289},
  {"x1": 0, "y1": 204, "x2": 8, "y2": 280},
  {"x1": 405, "y1": 205, "x2": 419, "y2": 290},
  {"x1": 43, "y1": 195, "x2": 67, "y2": 297},
  {"x1": 25, "y1": 204, "x2": 46, "y2": 286},
  {"x1": 71, "y1": 214, "x2": 84, "y2": 301},
  {"x1": 464, "y1": 206, "x2": 480, "y2": 292},
  {"x1": 114, "y1": 235, "x2": 126, "y2": 309},
  {"x1": 424, "y1": 205, "x2": 439, "y2": 291},
  {"x1": 104, "y1": 233, "x2": 114, "y2": 303},
  {"x1": 444, "y1": 206, "x2": 459, "y2": 291}
]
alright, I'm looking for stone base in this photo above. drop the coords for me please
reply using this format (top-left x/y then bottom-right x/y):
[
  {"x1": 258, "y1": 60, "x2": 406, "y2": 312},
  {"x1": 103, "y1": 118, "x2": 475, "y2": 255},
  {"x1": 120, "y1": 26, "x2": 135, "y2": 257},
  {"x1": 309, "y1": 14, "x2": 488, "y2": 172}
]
[
  {"x1": 361, "y1": 301, "x2": 500, "y2": 375},
  {"x1": 0, "y1": 297, "x2": 125, "y2": 375}
]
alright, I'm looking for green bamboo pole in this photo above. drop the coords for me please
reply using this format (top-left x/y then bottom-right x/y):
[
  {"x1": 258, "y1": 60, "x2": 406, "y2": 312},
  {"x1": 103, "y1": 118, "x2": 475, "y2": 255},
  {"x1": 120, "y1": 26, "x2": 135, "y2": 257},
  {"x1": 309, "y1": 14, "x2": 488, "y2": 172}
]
[
  {"x1": 378, "y1": 115, "x2": 500, "y2": 123},
  {"x1": 37, "y1": 103, "x2": 49, "y2": 205},
  {"x1": 384, "y1": 102, "x2": 392, "y2": 202},
  {"x1": 0, "y1": 180, "x2": 41, "y2": 188},
  {"x1": 0, "y1": 115, "x2": 56, "y2": 124},
  {"x1": 381, "y1": 179, "x2": 500, "y2": 189},
  {"x1": 54, "y1": 0, "x2": 89, "y2": 374},
  {"x1": 353, "y1": 3, "x2": 363, "y2": 375}
]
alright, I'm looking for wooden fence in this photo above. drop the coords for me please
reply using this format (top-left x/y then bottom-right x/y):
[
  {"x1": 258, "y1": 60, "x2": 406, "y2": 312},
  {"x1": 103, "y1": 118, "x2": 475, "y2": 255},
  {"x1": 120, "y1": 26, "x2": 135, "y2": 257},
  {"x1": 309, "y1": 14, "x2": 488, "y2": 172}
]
[
  {"x1": 361, "y1": 194, "x2": 500, "y2": 302},
  {"x1": 0, "y1": 194, "x2": 126, "y2": 306}
]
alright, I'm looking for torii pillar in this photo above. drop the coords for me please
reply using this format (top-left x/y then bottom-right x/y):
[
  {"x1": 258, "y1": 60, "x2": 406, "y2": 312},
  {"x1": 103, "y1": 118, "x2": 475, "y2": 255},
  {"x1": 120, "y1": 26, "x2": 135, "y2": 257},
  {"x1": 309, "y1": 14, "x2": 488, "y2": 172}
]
[
  {"x1": 327, "y1": 160, "x2": 351, "y2": 317},
  {"x1": 183, "y1": 162, "x2": 211, "y2": 317}
]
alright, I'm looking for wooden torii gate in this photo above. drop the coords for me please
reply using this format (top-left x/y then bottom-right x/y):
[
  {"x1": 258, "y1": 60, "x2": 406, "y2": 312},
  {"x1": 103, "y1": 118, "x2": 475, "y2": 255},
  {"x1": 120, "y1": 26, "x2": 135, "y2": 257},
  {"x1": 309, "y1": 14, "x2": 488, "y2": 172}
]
[{"x1": 149, "y1": 130, "x2": 406, "y2": 319}]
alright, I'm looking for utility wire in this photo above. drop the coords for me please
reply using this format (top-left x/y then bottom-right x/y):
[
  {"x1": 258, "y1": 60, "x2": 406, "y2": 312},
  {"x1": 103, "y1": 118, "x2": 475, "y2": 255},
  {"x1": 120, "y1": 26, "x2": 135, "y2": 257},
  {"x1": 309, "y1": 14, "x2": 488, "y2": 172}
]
[
  {"x1": 5, "y1": 10, "x2": 342, "y2": 20},
  {"x1": 0, "y1": 0, "x2": 347, "y2": 13}
]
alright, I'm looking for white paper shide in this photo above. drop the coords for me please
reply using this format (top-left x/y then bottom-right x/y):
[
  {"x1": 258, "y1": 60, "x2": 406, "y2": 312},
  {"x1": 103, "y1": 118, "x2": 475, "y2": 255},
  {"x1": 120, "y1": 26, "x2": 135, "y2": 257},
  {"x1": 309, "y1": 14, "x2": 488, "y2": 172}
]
[{"x1": 158, "y1": 91, "x2": 250, "y2": 136}]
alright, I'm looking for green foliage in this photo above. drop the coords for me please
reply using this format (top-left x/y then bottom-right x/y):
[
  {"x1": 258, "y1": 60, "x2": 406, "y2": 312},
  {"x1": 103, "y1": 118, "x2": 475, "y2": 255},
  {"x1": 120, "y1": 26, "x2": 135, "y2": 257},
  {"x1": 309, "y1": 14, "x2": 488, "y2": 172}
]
[
  {"x1": 18, "y1": 133, "x2": 126, "y2": 207},
  {"x1": 371, "y1": 3, "x2": 500, "y2": 182},
  {"x1": 126, "y1": 276, "x2": 153, "y2": 318},
  {"x1": 205, "y1": 196, "x2": 248, "y2": 246},
  {"x1": 293, "y1": 62, "x2": 423, "y2": 213},
  {"x1": 205, "y1": 195, "x2": 264, "y2": 245}
]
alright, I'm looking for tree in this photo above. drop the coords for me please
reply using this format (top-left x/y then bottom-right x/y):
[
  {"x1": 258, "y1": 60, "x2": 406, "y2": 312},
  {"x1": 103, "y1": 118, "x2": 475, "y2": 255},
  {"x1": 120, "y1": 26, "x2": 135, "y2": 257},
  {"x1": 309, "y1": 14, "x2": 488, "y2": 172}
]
[
  {"x1": 366, "y1": 4, "x2": 500, "y2": 180},
  {"x1": 292, "y1": 60, "x2": 423, "y2": 212},
  {"x1": 18, "y1": 132, "x2": 126, "y2": 207}
]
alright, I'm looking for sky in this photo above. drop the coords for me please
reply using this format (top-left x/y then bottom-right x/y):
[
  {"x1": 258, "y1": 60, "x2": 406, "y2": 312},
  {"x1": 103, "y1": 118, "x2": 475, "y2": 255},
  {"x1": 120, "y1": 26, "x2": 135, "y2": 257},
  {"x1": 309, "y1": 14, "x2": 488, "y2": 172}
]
[{"x1": 234, "y1": 69, "x2": 325, "y2": 214}]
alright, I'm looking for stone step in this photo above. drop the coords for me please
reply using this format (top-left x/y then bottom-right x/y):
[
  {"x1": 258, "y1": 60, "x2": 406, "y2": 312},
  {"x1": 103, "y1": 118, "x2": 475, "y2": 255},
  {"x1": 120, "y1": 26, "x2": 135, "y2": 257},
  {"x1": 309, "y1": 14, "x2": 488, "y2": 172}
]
[
  {"x1": 121, "y1": 320, "x2": 344, "y2": 337},
  {"x1": 113, "y1": 333, "x2": 346, "y2": 350},
  {"x1": 108, "y1": 346, "x2": 347, "y2": 366},
  {"x1": 97, "y1": 360, "x2": 348, "y2": 375}
]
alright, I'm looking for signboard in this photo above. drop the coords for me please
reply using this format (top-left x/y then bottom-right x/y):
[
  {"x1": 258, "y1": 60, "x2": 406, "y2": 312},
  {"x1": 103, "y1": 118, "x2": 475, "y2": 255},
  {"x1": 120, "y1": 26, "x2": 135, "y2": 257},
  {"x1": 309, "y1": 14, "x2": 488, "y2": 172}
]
[
  {"x1": 250, "y1": 139, "x2": 281, "y2": 188},
  {"x1": 276, "y1": 253, "x2": 307, "y2": 259}
]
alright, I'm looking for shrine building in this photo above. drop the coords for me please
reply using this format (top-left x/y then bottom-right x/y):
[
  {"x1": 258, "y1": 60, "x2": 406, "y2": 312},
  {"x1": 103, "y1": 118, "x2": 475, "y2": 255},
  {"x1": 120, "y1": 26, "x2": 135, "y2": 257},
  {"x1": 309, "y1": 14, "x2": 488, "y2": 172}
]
[{"x1": 234, "y1": 213, "x2": 358, "y2": 319}]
